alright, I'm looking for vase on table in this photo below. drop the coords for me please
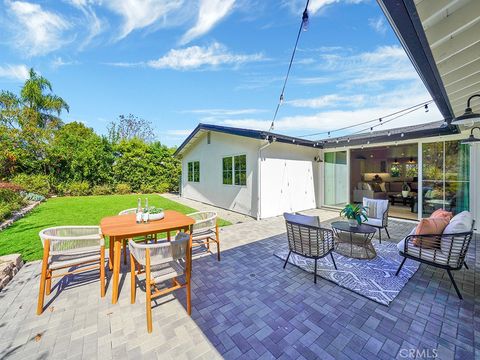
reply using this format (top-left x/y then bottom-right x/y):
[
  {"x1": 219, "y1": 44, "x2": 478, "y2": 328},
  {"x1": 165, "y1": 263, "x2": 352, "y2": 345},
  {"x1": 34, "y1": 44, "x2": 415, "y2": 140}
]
[{"x1": 348, "y1": 219, "x2": 358, "y2": 227}]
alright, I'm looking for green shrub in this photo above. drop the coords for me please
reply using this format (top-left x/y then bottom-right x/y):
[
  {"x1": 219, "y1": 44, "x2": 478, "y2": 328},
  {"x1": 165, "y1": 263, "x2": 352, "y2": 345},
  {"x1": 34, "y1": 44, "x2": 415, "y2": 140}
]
[
  {"x1": 155, "y1": 182, "x2": 170, "y2": 194},
  {"x1": 63, "y1": 181, "x2": 91, "y2": 196},
  {"x1": 0, "y1": 189, "x2": 25, "y2": 222},
  {"x1": 140, "y1": 183, "x2": 155, "y2": 194},
  {"x1": 92, "y1": 184, "x2": 112, "y2": 195},
  {"x1": 11, "y1": 174, "x2": 51, "y2": 197},
  {"x1": 115, "y1": 183, "x2": 131, "y2": 194}
]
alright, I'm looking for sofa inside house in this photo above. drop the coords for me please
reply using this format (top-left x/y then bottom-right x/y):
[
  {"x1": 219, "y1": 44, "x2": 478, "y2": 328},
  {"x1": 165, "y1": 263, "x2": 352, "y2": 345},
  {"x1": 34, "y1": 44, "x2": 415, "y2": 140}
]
[{"x1": 353, "y1": 178, "x2": 418, "y2": 203}]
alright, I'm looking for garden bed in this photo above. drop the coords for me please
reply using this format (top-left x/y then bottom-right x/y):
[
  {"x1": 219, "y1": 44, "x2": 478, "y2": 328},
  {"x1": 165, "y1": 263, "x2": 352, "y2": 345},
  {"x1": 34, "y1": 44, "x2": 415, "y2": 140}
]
[{"x1": 0, "y1": 201, "x2": 41, "y2": 231}]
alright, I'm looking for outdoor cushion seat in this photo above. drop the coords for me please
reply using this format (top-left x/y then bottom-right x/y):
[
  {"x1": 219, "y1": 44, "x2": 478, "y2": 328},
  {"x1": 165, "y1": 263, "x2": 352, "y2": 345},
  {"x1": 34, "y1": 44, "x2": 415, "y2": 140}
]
[
  {"x1": 191, "y1": 229, "x2": 216, "y2": 241},
  {"x1": 362, "y1": 198, "x2": 390, "y2": 242},
  {"x1": 49, "y1": 246, "x2": 101, "y2": 270},
  {"x1": 364, "y1": 218, "x2": 382, "y2": 227},
  {"x1": 396, "y1": 238, "x2": 451, "y2": 266}
]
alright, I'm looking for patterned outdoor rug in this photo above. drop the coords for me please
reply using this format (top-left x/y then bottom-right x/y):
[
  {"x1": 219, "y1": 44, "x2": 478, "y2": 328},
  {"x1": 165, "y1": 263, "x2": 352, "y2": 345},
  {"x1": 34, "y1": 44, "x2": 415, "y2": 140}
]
[{"x1": 274, "y1": 241, "x2": 419, "y2": 306}]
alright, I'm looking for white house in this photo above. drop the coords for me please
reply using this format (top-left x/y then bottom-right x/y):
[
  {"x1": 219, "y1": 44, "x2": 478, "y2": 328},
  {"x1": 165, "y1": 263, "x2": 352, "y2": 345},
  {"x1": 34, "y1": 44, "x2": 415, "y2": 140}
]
[{"x1": 174, "y1": 122, "x2": 480, "y2": 227}]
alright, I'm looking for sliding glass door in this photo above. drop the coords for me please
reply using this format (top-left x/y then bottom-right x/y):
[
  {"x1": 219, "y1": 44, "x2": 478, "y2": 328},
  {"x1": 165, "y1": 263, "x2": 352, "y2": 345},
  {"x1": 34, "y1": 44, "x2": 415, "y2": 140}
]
[
  {"x1": 324, "y1": 151, "x2": 348, "y2": 207},
  {"x1": 422, "y1": 140, "x2": 470, "y2": 216}
]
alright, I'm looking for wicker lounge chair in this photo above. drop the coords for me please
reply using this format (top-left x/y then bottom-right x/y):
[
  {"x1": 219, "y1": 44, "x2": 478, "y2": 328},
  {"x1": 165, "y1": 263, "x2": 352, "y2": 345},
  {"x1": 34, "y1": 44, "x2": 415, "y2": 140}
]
[
  {"x1": 283, "y1": 213, "x2": 337, "y2": 283},
  {"x1": 37, "y1": 226, "x2": 105, "y2": 315}
]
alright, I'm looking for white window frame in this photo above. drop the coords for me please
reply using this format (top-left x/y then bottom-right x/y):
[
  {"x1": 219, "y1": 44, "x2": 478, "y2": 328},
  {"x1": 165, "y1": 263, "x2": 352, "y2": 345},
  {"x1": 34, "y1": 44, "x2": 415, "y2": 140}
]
[{"x1": 222, "y1": 154, "x2": 247, "y2": 187}]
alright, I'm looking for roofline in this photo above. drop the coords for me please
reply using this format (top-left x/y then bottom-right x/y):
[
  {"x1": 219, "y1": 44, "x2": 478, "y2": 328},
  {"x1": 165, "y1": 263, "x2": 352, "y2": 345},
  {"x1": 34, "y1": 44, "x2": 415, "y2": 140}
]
[
  {"x1": 377, "y1": 0, "x2": 455, "y2": 123},
  {"x1": 173, "y1": 123, "x2": 321, "y2": 157},
  {"x1": 322, "y1": 122, "x2": 460, "y2": 149}
]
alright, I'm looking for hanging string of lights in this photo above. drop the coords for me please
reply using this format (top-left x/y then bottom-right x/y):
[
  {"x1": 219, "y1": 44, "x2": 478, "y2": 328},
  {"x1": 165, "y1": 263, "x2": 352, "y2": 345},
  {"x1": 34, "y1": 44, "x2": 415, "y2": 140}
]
[
  {"x1": 298, "y1": 100, "x2": 433, "y2": 138},
  {"x1": 268, "y1": 0, "x2": 310, "y2": 132}
]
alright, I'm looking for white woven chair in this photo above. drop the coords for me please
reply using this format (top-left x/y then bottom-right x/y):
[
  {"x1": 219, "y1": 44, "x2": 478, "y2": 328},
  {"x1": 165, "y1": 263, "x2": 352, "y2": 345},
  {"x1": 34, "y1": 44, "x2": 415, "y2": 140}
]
[
  {"x1": 118, "y1": 208, "x2": 157, "y2": 264},
  {"x1": 362, "y1": 198, "x2": 390, "y2": 242},
  {"x1": 187, "y1": 211, "x2": 220, "y2": 261},
  {"x1": 129, "y1": 232, "x2": 192, "y2": 333},
  {"x1": 37, "y1": 226, "x2": 105, "y2": 315}
]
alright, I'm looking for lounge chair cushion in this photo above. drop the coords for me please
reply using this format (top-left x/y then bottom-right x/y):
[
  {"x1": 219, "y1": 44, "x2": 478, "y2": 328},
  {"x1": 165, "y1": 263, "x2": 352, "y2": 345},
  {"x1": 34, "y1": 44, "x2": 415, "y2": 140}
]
[
  {"x1": 284, "y1": 212, "x2": 320, "y2": 227},
  {"x1": 192, "y1": 229, "x2": 216, "y2": 242},
  {"x1": 363, "y1": 218, "x2": 382, "y2": 227},
  {"x1": 396, "y1": 238, "x2": 452, "y2": 266},
  {"x1": 362, "y1": 198, "x2": 388, "y2": 222},
  {"x1": 442, "y1": 211, "x2": 473, "y2": 253}
]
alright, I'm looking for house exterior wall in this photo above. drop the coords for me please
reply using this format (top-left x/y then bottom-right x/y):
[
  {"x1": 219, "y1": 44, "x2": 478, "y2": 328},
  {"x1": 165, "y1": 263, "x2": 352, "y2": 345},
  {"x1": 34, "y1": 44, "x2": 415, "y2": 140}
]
[
  {"x1": 180, "y1": 132, "x2": 259, "y2": 217},
  {"x1": 259, "y1": 142, "x2": 320, "y2": 218}
]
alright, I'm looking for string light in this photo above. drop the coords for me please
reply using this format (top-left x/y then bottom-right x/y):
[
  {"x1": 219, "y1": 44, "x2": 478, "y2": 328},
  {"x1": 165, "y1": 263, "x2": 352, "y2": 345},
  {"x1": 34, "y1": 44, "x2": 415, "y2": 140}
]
[
  {"x1": 401, "y1": 133, "x2": 405, "y2": 137},
  {"x1": 425, "y1": 104, "x2": 429, "y2": 112},
  {"x1": 268, "y1": 0, "x2": 310, "y2": 132},
  {"x1": 387, "y1": 131, "x2": 391, "y2": 136}
]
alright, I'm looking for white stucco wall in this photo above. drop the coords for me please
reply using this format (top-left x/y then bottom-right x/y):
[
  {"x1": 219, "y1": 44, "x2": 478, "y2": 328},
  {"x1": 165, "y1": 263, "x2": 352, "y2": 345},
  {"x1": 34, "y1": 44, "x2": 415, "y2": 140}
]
[
  {"x1": 180, "y1": 131, "x2": 259, "y2": 217},
  {"x1": 259, "y1": 142, "x2": 320, "y2": 218}
]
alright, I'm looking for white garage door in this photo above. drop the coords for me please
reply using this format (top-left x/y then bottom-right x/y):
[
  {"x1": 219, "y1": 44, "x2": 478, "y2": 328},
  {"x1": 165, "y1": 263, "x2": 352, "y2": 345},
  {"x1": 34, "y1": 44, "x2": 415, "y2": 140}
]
[{"x1": 260, "y1": 158, "x2": 317, "y2": 218}]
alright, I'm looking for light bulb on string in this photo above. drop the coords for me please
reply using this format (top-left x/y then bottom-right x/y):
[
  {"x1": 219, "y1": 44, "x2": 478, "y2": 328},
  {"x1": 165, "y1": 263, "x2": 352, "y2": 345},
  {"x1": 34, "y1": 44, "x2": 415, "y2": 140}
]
[
  {"x1": 424, "y1": 104, "x2": 429, "y2": 112},
  {"x1": 279, "y1": 94, "x2": 284, "y2": 105},
  {"x1": 302, "y1": 9, "x2": 309, "y2": 31}
]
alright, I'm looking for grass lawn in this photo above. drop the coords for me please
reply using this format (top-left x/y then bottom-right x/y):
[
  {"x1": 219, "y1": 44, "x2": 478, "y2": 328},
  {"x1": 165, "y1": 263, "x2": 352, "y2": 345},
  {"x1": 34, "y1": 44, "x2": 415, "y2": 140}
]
[{"x1": 0, "y1": 194, "x2": 231, "y2": 262}]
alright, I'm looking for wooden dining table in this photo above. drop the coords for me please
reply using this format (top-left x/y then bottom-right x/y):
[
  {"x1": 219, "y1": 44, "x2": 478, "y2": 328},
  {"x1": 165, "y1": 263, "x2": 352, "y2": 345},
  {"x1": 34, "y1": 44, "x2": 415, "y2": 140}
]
[{"x1": 100, "y1": 210, "x2": 195, "y2": 304}]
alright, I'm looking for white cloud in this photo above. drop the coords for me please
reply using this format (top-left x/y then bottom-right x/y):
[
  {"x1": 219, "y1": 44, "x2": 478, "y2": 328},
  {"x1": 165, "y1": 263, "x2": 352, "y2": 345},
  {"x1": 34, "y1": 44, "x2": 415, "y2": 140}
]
[
  {"x1": 165, "y1": 129, "x2": 193, "y2": 136},
  {"x1": 183, "y1": 108, "x2": 266, "y2": 116},
  {"x1": 147, "y1": 42, "x2": 264, "y2": 70},
  {"x1": 180, "y1": 0, "x2": 235, "y2": 45},
  {"x1": 288, "y1": 94, "x2": 366, "y2": 108},
  {"x1": 0, "y1": 64, "x2": 29, "y2": 81},
  {"x1": 283, "y1": 0, "x2": 366, "y2": 16},
  {"x1": 102, "y1": 0, "x2": 184, "y2": 40},
  {"x1": 369, "y1": 16, "x2": 387, "y2": 35},
  {"x1": 7, "y1": 1, "x2": 71, "y2": 56},
  {"x1": 294, "y1": 76, "x2": 333, "y2": 85},
  {"x1": 67, "y1": 0, "x2": 104, "y2": 49},
  {"x1": 52, "y1": 57, "x2": 79, "y2": 68}
]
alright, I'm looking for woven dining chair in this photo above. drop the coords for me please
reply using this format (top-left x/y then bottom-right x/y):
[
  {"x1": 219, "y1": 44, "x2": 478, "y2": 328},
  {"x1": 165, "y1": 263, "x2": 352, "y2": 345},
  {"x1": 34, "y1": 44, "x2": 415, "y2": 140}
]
[
  {"x1": 118, "y1": 208, "x2": 158, "y2": 264},
  {"x1": 129, "y1": 232, "x2": 192, "y2": 333},
  {"x1": 37, "y1": 226, "x2": 105, "y2": 315},
  {"x1": 187, "y1": 211, "x2": 220, "y2": 261}
]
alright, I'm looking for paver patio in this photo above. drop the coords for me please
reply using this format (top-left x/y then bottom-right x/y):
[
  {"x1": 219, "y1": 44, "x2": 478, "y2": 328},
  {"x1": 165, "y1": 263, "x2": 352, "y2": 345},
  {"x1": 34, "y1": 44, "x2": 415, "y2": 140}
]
[{"x1": 0, "y1": 209, "x2": 477, "y2": 360}]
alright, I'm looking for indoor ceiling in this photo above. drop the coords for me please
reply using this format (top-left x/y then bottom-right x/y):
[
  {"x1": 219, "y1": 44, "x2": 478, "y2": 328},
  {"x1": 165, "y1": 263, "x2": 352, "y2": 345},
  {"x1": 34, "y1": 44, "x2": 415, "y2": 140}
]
[{"x1": 415, "y1": 0, "x2": 480, "y2": 118}]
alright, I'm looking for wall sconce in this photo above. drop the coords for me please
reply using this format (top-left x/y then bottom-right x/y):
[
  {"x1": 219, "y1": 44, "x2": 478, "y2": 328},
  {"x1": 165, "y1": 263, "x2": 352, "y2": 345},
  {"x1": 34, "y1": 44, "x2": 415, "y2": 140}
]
[
  {"x1": 314, "y1": 156, "x2": 323, "y2": 163},
  {"x1": 461, "y1": 127, "x2": 480, "y2": 145},
  {"x1": 453, "y1": 94, "x2": 480, "y2": 124}
]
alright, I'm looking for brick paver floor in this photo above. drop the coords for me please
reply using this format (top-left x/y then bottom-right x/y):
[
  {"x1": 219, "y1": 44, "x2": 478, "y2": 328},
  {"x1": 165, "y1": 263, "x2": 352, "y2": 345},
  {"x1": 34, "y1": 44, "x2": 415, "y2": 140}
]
[{"x1": 0, "y1": 209, "x2": 477, "y2": 359}]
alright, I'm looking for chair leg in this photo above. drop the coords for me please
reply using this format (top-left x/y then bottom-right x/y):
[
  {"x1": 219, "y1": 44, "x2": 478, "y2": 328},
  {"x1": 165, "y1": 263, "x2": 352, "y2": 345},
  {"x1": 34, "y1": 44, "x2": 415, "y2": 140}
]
[
  {"x1": 446, "y1": 269, "x2": 463, "y2": 300},
  {"x1": 130, "y1": 253, "x2": 136, "y2": 304},
  {"x1": 463, "y1": 261, "x2": 469, "y2": 270},
  {"x1": 37, "y1": 245, "x2": 49, "y2": 315},
  {"x1": 45, "y1": 270, "x2": 52, "y2": 296},
  {"x1": 395, "y1": 258, "x2": 406, "y2": 276},
  {"x1": 385, "y1": 227, "x2": 391, "y2": 239},
  {"x1": 123, "y1": 239, "x2": 127, "y2": 265},
  {"x1": 100, "y1": 246, "x2": 105, "y2": 297},
  {"x1": 215, "y1": 224, "x2": 220, "y2": 261},
  {"x1": 330, "y1": 253, "x2": 337, "y2": 270},
  {"x1": 314, "y1": 259, "x2": 317, "y2": 284},
  {"x1": 283, "y1": 251, "x2": 291, "y2": 269},
  {"x1": 186, "y1": 277, "x2": 192, "y2": 315},
  {"x1": 378, "y1": 229, "x2": 382, "y2": 243}
]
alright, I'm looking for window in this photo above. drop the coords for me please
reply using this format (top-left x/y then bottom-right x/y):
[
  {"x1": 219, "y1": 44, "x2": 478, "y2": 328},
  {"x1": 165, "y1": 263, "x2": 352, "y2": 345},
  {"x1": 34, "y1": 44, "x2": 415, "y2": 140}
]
[
  {"x1": 222, "y1": 154, "x2": 246, "y2": 186},
  {"x1": 223, "y1": 157, "x2": 233, "y2": 184},
  {"x1": 187, "y1": 161, "x2": 200, "y2": 182}
]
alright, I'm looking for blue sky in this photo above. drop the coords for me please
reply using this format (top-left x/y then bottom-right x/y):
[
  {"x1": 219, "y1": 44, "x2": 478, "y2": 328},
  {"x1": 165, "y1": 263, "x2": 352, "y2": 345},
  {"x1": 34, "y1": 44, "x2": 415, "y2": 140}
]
[{"x1": 0, "y1": 0, "x2": 442, "y2": 146}]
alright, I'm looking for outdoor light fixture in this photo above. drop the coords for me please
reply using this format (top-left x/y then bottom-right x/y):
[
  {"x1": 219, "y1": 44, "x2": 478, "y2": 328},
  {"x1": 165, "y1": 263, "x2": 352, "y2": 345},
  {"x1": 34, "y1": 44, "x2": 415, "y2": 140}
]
[
  {"x1": 424, "y1": 104, "x2": 429, "y2": 112},
  {"x1": 461, "y1": 126, "x2": 480, "y2": 145},
  {"x1": 302, "y1": 8, "x2": 309, "y2": 31},
  {"x1": 453, "y1": 94, "x2": 480, "y2": 124}
]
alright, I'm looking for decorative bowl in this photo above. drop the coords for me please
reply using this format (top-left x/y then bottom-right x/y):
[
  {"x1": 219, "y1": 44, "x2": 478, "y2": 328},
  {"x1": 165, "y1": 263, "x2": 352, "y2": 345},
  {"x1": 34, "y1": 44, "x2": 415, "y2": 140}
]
[{"x1": 149, "y1": 212, "x2": 165, "y2": 221}]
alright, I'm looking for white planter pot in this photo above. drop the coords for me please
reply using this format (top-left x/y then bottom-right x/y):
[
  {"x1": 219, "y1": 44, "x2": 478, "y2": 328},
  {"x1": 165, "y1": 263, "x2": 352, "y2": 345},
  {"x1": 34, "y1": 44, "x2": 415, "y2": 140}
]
[
  {"x1": 149, "y1": 212, "x2": 165, "y2": 221},
  {"x1": 348, "y1": 219, "x2": 358, "y2": 227},
  {"x1": 402, "y1": 190, "x2": 409, "y2": 198}
]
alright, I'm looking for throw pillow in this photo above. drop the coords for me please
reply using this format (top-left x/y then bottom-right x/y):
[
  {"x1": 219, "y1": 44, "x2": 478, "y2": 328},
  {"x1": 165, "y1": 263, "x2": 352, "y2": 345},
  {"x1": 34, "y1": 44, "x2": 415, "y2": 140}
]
[
  {"x1": 372, "y1": 183, "x2": 382, "y2": 192},
  {"x1": 430, "y1": 209, "x2": 453, "y2": 221},
  {"x1": 364, "y1": 199, "x2": 378, "y2": 219},
  {"x1": 441, "y1": 211, "x2": 473, "y2": 253},
  {"x1": 413, "y1": 217, "x2": 449, "y2": 249}
]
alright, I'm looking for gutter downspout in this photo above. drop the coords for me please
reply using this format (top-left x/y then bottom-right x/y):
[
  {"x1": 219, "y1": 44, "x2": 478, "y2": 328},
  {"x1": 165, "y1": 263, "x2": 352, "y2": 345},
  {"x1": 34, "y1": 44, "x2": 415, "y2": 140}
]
[{"x1": 257, "y1": 137, "x2": 275, "y2": 220}]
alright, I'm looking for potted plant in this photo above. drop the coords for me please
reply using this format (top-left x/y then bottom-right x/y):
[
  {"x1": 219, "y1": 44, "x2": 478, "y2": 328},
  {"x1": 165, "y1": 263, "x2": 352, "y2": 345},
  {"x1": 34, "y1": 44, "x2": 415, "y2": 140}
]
[
  {"x1": 340, "y1": 204, "x2": 368, "y2": 227},
  {"x1": 148, "y1": 206, "x2": 165, "y2": 221},
  {"x1": 402, "y1": 182, "x2": 410, "y2": 198}
]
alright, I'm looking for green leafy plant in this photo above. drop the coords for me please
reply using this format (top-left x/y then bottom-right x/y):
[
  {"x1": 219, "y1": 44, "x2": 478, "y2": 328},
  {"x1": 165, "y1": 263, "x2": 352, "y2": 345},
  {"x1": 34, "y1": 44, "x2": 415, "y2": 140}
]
[
  {"x1": 340, "y1": 203, "x2": 368, "y2": 225},
  {"x1": 92, "y1": 185, "x2": 112, "y2": 195},
  {"x1": 115, "y1": 183, "x2": 131, "y2": 194},
  {"x1": 148, "y1": 206, "x2": 164, "y2": 214}
]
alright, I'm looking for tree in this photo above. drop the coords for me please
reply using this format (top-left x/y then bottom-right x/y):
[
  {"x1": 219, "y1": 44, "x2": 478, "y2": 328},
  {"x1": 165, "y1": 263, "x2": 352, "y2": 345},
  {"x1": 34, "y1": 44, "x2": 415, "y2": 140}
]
[
  {"x1": 47, "y1": 122, "x2": 114, "y2": 186},
  {"x1": 107, "y1": 114, "x2": 155, "y2": 143}
]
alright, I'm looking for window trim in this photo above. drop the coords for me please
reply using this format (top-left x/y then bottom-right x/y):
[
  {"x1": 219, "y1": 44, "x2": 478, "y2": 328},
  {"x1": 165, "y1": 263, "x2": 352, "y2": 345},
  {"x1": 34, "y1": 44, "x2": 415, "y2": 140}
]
[
  {"x1": 222, "y1": 154, "x2": 247, "y2": 187},
  {"x1": 187, "y1": 160, "x2": 200, "y2": 183}
]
